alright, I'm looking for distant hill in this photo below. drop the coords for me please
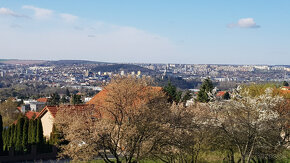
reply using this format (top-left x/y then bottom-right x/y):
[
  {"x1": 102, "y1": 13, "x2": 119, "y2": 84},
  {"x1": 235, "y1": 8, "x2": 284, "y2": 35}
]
[
  {"x1": 91, "y1": 64, "x2": 158, "y2": 74},
  {"x1": 0, "y1": 59, "x2": 46, "y2": 65},
  {"x1": 44, "y1": 60, "x2": 108, "y2": 66}
]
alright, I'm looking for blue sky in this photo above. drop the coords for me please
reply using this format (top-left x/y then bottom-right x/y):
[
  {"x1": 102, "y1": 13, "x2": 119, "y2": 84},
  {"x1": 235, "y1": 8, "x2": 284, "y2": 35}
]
[{"x1": 0, "y1": 0, "x2": 290, "y2": 64}]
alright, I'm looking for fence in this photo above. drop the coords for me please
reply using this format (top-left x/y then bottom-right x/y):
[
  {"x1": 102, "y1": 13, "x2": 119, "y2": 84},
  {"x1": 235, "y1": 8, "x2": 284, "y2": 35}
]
[{"x1": 0, "y1": 145, "x2": 58, "y2": 162}]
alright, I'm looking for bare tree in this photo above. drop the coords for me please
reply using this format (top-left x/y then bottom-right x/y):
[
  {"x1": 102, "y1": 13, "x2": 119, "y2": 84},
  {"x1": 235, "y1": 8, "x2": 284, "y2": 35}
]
[
  {"x1": 55, "y1": 76, "x2": 171, "y2": 162},
  {"x1": 0, "y1": 98, "x2": 20, "y2": 126}
]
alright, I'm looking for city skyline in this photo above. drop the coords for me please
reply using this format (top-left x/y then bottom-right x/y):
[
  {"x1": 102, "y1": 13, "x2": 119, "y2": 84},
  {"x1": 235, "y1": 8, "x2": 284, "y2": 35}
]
[{"x1": 1, "y1": 1, "x2": 290, "y2": 64}]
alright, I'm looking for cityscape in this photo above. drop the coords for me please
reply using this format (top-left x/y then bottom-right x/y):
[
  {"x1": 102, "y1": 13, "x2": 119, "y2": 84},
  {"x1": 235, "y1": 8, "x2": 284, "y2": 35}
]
[{"x1": 0, "y1": 1, "x2": 290, "y2": 163}]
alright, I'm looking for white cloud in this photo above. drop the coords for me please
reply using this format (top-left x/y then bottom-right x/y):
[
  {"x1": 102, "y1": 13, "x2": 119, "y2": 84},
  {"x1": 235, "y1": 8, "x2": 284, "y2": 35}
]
[
  {"x1": 22, "y1": 5, "x2": 53, "y2": 19},
  {"x1": 60, "y1": 13, "x2": 78, "y2": 22},
  {"x1": 228, "y1": 18, "x2": 260, "y2": 28},
  {"x1": 0, "y1": 8, "x2": 27, "y2": 18}
]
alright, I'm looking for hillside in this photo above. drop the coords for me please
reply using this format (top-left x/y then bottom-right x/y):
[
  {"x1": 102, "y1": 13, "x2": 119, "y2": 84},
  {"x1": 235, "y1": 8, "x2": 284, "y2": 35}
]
[{"x1": 91, "y1": 64, "x2": 158, "y2": 74}]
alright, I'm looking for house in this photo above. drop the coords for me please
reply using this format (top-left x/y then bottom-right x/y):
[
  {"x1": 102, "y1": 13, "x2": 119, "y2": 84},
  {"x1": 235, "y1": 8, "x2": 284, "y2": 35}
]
[
  {"x1": 35, "y1": 104, "x2": 89, "y2": 139},
  {"x1": 13, "y1": 111, "x2": 39, "y2": 124},
  {"x1": 37, "y1": 97, "x2": 49, "y2": 103},
  {"x1": 37, "y1": 86, "x2": 162, "y2": 139},
  {"x1": 216, "y1": 91, "x2": 226, "y2": 97},
  {"x1": 21, "y1": 99, "x2": 46, "y2": 112},
  {"x1": 35, "y1": 106, "x2": 58, "y2": 138},
  {"x1": 281, "y1": 86, "x2": 290, "y2": 91}
]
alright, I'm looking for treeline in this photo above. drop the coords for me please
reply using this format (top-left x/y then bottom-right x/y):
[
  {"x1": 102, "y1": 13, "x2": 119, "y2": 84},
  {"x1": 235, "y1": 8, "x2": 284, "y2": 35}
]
[
  {"x1": 91, "y1": 64, "x2": 157, "y2": 74},
  {"x1": 156, "y1": 76, "x2": 201, "y2": 89},
  {"x1": 0, "y1": 115, "x2": 51, "y2": 154}
]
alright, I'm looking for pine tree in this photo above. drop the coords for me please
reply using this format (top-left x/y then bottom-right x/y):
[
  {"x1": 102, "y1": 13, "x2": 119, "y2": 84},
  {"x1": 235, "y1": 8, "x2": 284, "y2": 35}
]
[
  {"x1": 4, "y1": 127, "x2": 10, "y2": 151},
  {"x1": 282, "y1": 81, "x2": 289, "y2": 86},
  {"x1": 163, "y1": 81, "x2": 182, "y2": 103},
  {"x1": 13, "y1": 123, "x2": 17, "y2": 146},
  {"x1": 197, "y1": 78, "x2": 214, "y2": 103},
  {"x1": 36, "y1": 119, "x2": 44, "y2": 144},
  {"x1": 60, "y1": 95, "x2": 69, "y2": 104},
  {"x1": 0, "y1": 114, "x2": 3, "y2": 153},
  {"x1": 223, "y1": 91, "x2": 231, "y2": 100},
  {"x1": 15, "y1": 117, "x2": 24, "y2": 151},
  {"x1": 48, "y1": 92, "x2": 60, "y2": 106},
  {"x1": 28, "y1": 119, "x2": 34, "y2": 144},
  {"x1": 71, "y1": 94, "x2": 82, "y2": 105},
  {"x1": 49, "y1": 125, "x2": 59, "y2": 145},
  {"x1": 66, "y1": 88, "x2": 70, "y2": 97},
  {"x1": 22, "y1": 118, "x2": 29, "y2": 151},
  {"x1": 2, "y1": 128, "x2": 6, "y2": 151},
  {"x1": 9, "y1": 124, "x2": 15, "y2": 149},
  {"x1": 32, "y1": 119, "x2": 37, "y2": 144},
  {"x1": 181, "y1": 90, "x2": 192, "y2": 106}
]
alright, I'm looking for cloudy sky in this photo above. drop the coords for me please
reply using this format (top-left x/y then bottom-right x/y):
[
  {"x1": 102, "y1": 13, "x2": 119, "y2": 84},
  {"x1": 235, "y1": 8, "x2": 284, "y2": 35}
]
[{"x1": 0, "y1": 0, "x2": 290, "y2": 64}]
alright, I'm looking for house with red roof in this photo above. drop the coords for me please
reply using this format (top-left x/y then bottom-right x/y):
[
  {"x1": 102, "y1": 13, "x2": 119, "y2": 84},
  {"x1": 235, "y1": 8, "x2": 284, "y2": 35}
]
[
  {"x1": 37, "y1": 97, "x2": 49, "y2": 103},
  {"x1": 37, "y1": 86, "x2": 162, "y2": 139},
  {"x1": 35, "y1": 104, "x2": 89, "y2": 139},
  {"x1": 216, "y1": 91, "x2": 226, "y2": 97}
]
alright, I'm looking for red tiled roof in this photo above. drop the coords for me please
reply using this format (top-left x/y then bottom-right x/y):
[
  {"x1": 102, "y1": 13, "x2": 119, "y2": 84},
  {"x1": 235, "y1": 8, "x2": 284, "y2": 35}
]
[
  {"x1": 35, "y1": 104, "x2": 90, "y2": 119},
  {"x1": 282, "y1": 86, "x2": 290, "y2": 90},
  {"x1": 216, "y1": 91, "x2": 226, "y2": 97},
  {"x1": 37, "y1": 97, "x2": 48, "y2": 103},
  {"x1": 13, "y1": 111, "x2": 39, "y2": 124},
  {"x1": 86, "y1": 89, "x2": 108, "y2": 106},
  {"x1": 25, "y1": 111, "x2": 39, "y2": 119},
  {"x1": 87, "y1": 86, "x2": 162, "y2": 106},
  {"x1": 35, "y1": 106, "x2": 58, "y2": 119}
]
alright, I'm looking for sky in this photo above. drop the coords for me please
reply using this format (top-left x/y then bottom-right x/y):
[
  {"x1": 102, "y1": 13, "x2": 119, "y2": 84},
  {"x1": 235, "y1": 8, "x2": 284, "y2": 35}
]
[{"x1": 0, "y1": 0, "x2": 290, "y2": 65}]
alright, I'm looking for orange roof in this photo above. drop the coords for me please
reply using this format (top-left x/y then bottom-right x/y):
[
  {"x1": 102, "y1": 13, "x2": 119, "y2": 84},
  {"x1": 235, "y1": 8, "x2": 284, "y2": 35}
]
[
  {"x1": 35, "y1": 106, "x2": 58, "y2": 119},
  {"x1": 25, "y1": 111, "x2": 39, "y2": 119},
  {"x1": 35, "y1": 104, "x2": 90, "y2": 119},
  {"x1": 86, "y1": 89, "x2": 108, "y2": 105},
  {"x1": 37, "y1": 97, "x2": 48, "y2": 103},
  {"x1": 13, "y1": 111, "x2": 39, "y2": 124},
  {"x1": 86, "y1": 86, "x2": 162, "y2": 106},
  {"x1": 282, "y1": 86, "x2": 290, "y2": 90},
  {"x1": 216, "y1": 91, "x2": 226, "y2": 97}
]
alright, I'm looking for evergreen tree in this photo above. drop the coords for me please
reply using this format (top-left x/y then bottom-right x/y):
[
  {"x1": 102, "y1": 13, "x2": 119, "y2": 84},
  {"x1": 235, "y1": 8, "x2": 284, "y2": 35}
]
[
  {"x1": 13, "y1": 123, "x2": 17, "y2": 146},
  {"x1": 223, "y1": 91, "x2": 231, "y2": 100},
  {"x1": 0, "y1": 114, "x2": 3, "y2": 153},
  {"x1": 49, "y1": 125, "x2": 59, "y2": 145},
  {"x1": 9, "y1": 124, "x2": 15, "y2": 149},
  {"x1": 32, "y1": 119, "x2": 37, "y2": 144},
  {"x1": 28, "y1": 119, "x2": 34, "y2": 144},
  {"x1": 181, "y1": 90, "x2": 192, "y2": 106},
  {"x1": 4, "y1": 127, "x2": 10, "y2": 151},
  {"x1": 2, "y1": 128, "x2": 7, "y2": 151},
  {"x1": 282, "y1": 81, "x2": 289, "y2": 86},
  {"x1": 66, "y1": 88, "x2": 70, "y2": 97},
  {"x1": 71, "y1": 94, "x2": 82, "y2": 105},
  {"x1": 22, "y1": 118, "x2": 29, "y2": 151},
  {"x1": 36, "y1": 119, "x2": 44, "y2": 144},
  {"x1": 15, "y1": 117, "x2": 24, "y2": 151},
  {"x1": 60, "y1": 95, "x2": 69, "y2": 104},
  {"x1": 163, "y1": 81, "x2": 182, "y2": 103},
  {"x1": 48, "y1": 92, "x2": 60, "y2": 106},
  {"x1": 197, "y1": 78, "x2": 214, "y2": 103}
]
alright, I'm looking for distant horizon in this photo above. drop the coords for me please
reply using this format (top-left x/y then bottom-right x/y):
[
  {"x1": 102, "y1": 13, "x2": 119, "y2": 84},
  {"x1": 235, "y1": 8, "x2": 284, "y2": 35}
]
[{"x1": 0, "y1": 58, "x2": 289, "y2": 66}]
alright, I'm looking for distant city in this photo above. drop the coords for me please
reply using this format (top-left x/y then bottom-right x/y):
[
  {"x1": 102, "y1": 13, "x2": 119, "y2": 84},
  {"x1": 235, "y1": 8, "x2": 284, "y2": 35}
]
[{"x1": 0, "y1": 60, "x2": 289, "y2": 92}]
